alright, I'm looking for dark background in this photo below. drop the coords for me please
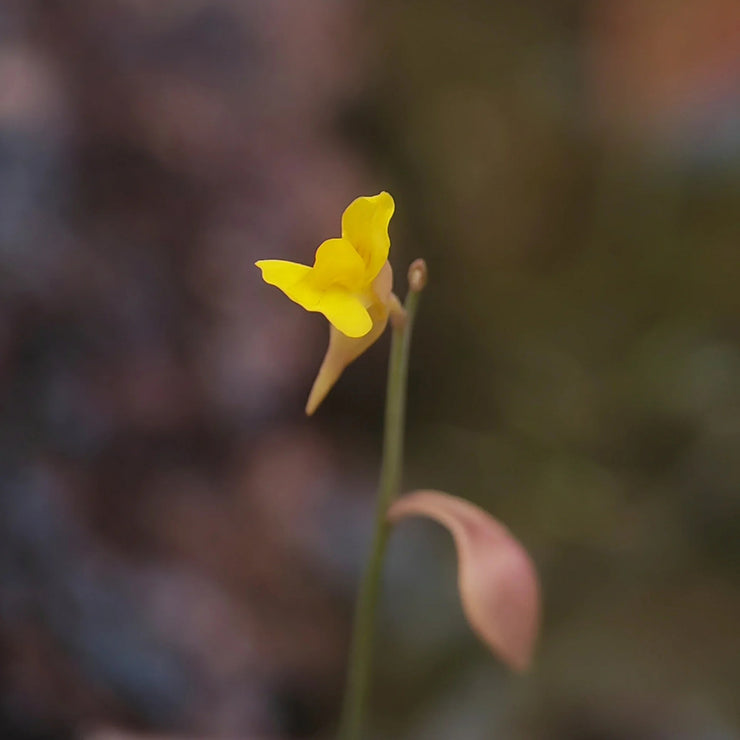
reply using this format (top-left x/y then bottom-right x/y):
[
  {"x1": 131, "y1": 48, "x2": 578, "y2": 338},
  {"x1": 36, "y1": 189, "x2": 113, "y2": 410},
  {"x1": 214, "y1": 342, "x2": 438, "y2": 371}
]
[{"x1": 1, "y1": 1, "x2": 739, "y2": 738}]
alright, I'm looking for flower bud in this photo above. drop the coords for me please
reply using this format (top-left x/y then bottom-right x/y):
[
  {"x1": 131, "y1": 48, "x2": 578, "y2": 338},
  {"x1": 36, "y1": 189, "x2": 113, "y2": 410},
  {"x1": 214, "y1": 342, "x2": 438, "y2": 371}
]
[{"x1": 407, "y1": 258, "x2": 428, "y2": 293}]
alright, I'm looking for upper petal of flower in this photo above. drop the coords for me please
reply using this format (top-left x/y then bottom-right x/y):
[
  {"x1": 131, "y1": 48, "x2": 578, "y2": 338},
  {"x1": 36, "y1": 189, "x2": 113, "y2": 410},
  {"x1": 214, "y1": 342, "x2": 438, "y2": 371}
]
[
  {"x1": 312, "y1": 237, "x2": 366, "y2": 291},
  {"x1": 341, "y1": 191, "x2": 395, "y2": 283}
]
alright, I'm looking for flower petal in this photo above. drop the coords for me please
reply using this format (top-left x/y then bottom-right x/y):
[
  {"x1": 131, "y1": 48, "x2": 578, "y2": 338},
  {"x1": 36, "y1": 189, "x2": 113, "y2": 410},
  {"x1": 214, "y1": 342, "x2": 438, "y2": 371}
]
[
  {"x1": 305, "y1": 301, "x2": 389, "y2": 415},
  {"x1": 255, "y1": 259, "x2": 321, "y2": 308},
  {"x1": 341, "y1": 192, "x2": 395, "y2": 283},
  {"x1": 387, "y1": 490, "x2": 540, "y2": 672},
  {"x1": 257, "y1": 259, "x2": 371, "y2": 337},
  {"x1": 312, "y1": 238, "x2": 366, "y2": 291},
  {"x1": 316, "y1": 289, "x2": 372, "y2": 338}
]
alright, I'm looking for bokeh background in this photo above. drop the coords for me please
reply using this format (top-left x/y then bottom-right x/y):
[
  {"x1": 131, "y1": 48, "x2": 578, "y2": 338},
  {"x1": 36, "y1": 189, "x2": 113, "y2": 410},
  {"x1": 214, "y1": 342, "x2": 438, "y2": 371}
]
[{"x1": 1, "y1": 1, "x2": 739, "y2": 738}]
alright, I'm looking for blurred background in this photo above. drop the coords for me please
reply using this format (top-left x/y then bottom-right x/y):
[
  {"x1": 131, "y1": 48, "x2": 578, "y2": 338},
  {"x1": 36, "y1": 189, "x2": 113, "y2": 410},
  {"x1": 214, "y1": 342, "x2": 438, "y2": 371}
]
[{"x1": 1, "y1": 1, "x2": 739, "y2": 738}]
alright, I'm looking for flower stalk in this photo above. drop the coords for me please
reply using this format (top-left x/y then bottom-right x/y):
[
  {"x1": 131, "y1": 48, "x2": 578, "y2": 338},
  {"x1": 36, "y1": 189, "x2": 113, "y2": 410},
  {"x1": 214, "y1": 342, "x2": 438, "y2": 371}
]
[
  {"x1": 256, "y1": 192, "x2": 540, "y2": 736},
  {"x1": 337, "y1": 261, "x2": 426, "y2": 740}
]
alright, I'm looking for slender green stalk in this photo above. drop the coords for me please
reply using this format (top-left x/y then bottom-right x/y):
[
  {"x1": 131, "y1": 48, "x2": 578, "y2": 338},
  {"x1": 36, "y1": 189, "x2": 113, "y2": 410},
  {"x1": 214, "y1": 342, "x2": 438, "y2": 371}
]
[{"x1": 337, "y1": 277, "x2": 423, "y2": 740}]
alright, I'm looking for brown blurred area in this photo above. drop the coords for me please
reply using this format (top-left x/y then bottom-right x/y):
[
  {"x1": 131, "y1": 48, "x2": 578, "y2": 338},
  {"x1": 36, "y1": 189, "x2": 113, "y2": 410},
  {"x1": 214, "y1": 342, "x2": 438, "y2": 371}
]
[{"x1": 1, "y1": 1, "x2": 739, "y2": 739}]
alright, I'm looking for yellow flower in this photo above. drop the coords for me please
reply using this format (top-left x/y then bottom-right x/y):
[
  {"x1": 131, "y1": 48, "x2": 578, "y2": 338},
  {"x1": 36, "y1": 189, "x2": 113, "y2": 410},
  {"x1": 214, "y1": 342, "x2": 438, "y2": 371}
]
[{"x1": 256, "y1": 192, "x2": 402, "y2": 414}]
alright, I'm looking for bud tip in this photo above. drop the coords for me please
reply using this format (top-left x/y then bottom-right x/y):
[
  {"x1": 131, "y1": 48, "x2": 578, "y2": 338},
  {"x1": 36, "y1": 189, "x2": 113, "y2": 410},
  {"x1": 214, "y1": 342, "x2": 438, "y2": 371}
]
[{"x1": 408, "y1": 258, "x2": 428, "y2": 292}]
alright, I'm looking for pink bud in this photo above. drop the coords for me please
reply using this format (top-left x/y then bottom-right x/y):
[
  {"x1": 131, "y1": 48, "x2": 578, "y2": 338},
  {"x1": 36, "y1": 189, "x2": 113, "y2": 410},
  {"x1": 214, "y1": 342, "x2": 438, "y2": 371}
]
[{"x1": 388, "y1": 490, "x2": 540, "y2": 672}]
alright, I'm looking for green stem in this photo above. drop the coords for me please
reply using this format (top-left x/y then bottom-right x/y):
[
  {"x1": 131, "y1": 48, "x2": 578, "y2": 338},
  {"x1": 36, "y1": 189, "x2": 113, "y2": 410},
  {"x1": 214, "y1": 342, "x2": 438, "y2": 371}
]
[{"x1": 337, "y1": 285, "x2": 422, "y2": 740}]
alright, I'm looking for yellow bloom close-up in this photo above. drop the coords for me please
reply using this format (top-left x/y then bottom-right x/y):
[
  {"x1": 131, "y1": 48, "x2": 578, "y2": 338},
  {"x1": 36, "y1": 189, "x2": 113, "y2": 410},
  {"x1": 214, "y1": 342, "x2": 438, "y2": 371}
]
[{"x1": 256, "y1": 191, "x2": 402, "y2": 414}]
